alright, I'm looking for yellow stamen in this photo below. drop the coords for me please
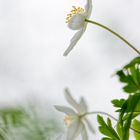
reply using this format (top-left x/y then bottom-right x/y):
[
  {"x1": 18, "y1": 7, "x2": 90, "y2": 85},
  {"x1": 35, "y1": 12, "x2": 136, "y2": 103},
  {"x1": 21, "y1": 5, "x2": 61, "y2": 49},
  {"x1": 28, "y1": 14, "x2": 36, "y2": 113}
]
[
  {"x1": 67, "y1": 14, "x2": 72, "y2": 17},
  {"x1": 65, "y1": 6, "x2": 85, "y2": 23},
  {"x1": 72, "y1": 6, "x2": 76, "y2": 10},
  {"x1": 64, "y1": 116, "x2": 73, "y2": 126}
]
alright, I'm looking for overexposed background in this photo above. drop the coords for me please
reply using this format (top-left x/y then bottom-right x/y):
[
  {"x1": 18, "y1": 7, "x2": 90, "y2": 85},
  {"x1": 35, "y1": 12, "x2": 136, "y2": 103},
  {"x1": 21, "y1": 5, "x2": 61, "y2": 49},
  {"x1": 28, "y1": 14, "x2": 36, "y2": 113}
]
[{"x1": 0, "y1": 0, "x2": 139, "y2": 139}]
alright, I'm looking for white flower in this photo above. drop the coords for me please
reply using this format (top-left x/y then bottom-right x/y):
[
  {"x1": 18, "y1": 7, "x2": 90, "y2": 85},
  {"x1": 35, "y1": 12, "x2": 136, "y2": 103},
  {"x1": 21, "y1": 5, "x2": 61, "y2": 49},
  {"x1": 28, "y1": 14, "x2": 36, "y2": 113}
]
[
  {"x1": 63, "y1": 0, "x2": 92, "y2": 56},
  {"x1": 55, "y1": 88, "x2": 95, "y2": 140}
]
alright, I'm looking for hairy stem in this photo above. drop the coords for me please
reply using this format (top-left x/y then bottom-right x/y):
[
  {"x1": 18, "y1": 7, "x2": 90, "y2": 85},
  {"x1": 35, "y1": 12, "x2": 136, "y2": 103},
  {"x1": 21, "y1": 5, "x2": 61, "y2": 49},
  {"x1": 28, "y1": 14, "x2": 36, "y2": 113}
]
[{"x1": 85, "y1": 19, "x2": 140, "y2": 55}]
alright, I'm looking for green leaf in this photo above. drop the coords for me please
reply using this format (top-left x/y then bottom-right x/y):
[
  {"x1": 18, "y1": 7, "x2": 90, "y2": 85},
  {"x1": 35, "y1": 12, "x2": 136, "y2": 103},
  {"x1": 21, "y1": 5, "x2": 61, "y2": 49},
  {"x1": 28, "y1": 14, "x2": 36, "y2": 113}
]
[
  {"x1": 132, "y1": 119, "x2": 140, "y2": 140},
  {"x1": 124, "y1": 57, "x2": 140, "y2": 69},
  {"x1": 111, "y1": 99, "x2": 125, "y2": 112},
  {"x1": 97, "y1": 115, "x2": 120, "y2": 140},
  {"x1": 116, "y1": 57, "x2": 140, "y2": 94}
]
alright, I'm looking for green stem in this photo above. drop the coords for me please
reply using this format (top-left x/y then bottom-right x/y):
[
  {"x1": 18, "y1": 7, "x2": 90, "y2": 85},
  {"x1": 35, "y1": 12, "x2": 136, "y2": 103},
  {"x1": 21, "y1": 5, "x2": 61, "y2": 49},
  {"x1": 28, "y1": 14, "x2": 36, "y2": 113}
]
[
  {"x1": 85, "y1": 19, "x2": 140, "y2": 55},
  {"x1": 85, "y1": 111, "x2": 118, "y2": 121},
  {"x1": 85, "y1": 111, "x2": 140, "y2": 135}
]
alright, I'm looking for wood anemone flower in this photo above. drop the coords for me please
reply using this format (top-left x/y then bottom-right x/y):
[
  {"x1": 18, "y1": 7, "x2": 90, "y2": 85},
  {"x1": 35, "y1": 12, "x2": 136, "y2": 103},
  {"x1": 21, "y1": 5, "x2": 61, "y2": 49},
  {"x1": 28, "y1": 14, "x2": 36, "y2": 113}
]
[
  {"x1": 63, "y1": 0, "x2": 92, "y2": 56},
  {"x1": 55, "y1": 88, "x2": 95, "y2": 140}
]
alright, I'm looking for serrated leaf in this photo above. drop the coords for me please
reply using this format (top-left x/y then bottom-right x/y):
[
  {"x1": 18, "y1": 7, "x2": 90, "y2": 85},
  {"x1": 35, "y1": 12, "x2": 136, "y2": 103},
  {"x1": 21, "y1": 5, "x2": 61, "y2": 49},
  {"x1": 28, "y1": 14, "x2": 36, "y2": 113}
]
[
  {"x1": 97, "y1": 115, "x2": 120, "y2": 140},
  {"x1": 116, "y1": 57, "x2": 140, "y2": 94}
]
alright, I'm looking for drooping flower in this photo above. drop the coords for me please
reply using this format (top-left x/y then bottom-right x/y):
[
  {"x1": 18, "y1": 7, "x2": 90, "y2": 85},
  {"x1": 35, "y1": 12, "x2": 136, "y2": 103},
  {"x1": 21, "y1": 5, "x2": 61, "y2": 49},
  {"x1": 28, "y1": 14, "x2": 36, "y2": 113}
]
[
  {"x1": 63, "y1": 0, "x2": 92, "y2": 56},
  {"x1": 55, "y1": 88, "x2": 95, "y2": 140}
]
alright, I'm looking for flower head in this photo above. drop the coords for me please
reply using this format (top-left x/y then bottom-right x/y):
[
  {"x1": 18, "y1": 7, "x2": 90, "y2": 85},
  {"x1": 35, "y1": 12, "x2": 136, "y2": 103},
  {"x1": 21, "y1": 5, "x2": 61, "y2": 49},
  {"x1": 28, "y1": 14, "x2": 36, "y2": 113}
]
[
  {"x1": 55, "y1": 88, "x2": 95, "y2": 140},
  {"x1": 63, "y1": 0, "x2": 92, "y2": 56}
]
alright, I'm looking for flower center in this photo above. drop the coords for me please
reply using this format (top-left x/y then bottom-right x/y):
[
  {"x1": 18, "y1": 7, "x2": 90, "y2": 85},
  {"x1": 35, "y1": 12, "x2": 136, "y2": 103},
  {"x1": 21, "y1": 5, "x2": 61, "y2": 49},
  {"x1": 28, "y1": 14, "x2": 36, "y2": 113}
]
[
  {"x1": 66, "y1": 6, "x2": 85, "y2": 23},
  {"x1": 64, "y1": 116, "x2": 73, "y2": 126}
]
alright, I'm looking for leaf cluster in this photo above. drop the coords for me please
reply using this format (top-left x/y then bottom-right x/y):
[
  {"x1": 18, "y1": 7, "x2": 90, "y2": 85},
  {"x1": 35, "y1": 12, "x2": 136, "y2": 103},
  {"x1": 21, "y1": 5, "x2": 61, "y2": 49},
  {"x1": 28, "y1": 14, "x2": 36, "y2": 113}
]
[{"x1": 98, "y1": 57, "x2": 140, "y2": 140}]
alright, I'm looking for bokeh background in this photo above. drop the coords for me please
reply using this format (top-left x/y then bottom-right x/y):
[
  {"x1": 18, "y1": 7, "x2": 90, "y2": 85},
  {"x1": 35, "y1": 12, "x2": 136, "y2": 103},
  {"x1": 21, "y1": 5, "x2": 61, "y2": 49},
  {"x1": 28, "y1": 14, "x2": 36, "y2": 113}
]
[{"x1": 0, "y1": 0, "x2": 139, "y2": 139}]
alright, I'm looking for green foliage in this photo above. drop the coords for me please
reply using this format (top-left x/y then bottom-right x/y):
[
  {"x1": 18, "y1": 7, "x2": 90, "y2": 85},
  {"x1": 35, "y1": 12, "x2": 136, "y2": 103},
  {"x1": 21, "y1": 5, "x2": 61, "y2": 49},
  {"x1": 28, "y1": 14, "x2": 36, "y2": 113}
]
[
  {"x1": 111, "y1": 99, "x2": 126, "y2": 112},
  {"x1": 118, "y1": 94, "x2": 140, "y2": 140},
  {"x1": 116, "y1": 57, "x2": 140, "y2": 94},
  {"x1": 112, "y1": 97, "x2": 140, "y2": 118},
  {"x1": 0, "y1": 107, "x2": 27, "y2": 140},
  {"x1": 0, "y1": 107, "x2": 26, "y2": 128},
  {"x1": 0, "y1": 105, "x2": 61, "y2": 140},
  {"x1": 124, "y1": 57, "x2": 140, "y2": 69},
  {"x1": 132, "y1": 119, "x2": 140, "y2": 140},
  {"x1": 98, "y1": 57, "x2": 140, "y2": 140},
  {"x1": 97, "y1": 115, "x2": 120, "y2": 140}
]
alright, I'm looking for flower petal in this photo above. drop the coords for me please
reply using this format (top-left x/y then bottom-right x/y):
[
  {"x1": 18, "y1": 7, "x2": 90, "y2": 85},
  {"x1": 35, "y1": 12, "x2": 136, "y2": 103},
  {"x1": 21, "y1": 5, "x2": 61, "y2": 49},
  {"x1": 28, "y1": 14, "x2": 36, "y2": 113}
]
[
  {"x1": 85, "y1": 0, "x2": 92, "y2": 18},
  {"x1": 85, "y1": 118, "x2": 95, "y2": 133},
  {"x1": 54, "y1": 105, "x2": 76, "y2": 115},
  {"x1": 79, "y1": 97, "x2": 88, "y2": 113},
  {"x1": 63, "y1": 27, "x2": 86, "y2": 56},
  {"x1": 64, "y1": 88, "x2": 80, "y2": 112},
  {"x1": 66, "y1": 119, "x2": 83, "y2": 140},
  {"x1": 81, "y1": 123, "x2": 88, "y2": 140}
]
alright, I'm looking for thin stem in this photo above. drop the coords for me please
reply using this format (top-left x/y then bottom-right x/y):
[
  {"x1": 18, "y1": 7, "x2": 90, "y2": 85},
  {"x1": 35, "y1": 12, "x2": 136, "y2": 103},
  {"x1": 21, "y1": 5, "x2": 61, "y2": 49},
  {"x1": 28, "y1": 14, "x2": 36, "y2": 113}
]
[
  {"x1": 85, "y1": 19, "x2": 140, "y2": 55},
  {"x1": 85, "y1": 111, "x2": 140, "y2": 135},
  {"x1": 85, "y1": 111, "x2": 118, "y2": 121}
]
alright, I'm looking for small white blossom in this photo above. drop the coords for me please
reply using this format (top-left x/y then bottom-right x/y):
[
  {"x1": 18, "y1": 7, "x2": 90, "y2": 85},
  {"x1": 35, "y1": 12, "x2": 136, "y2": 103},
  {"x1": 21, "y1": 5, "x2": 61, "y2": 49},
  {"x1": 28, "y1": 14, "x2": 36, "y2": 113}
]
[
  {"x1": 55, "y1": 88, "x2": 95, "y2": 140},
  {"x1": 63, "y1": 0, "x2": 92, "y2": 56}
]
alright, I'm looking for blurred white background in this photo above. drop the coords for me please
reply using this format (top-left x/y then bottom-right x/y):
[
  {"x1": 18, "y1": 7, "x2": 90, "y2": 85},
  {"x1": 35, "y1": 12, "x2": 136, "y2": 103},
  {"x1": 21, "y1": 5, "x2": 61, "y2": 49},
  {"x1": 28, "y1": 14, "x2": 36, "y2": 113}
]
[{"x1": 0, "y1": 0, "x2": 140, "y2": 139}]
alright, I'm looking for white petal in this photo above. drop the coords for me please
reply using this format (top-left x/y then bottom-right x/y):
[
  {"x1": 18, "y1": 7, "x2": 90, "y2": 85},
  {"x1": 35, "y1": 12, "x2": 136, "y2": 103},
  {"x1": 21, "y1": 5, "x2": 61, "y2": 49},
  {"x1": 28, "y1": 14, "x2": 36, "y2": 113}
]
[
  {"x1": 81, "y1": 123, "x2": 88, "y2": 140},
  {"x1": 63, "y1": 26, "x2": 86, "y2": 56},
  {"x1": 66, "y1": 119, "x2": 83, "y2": 140},
  {"x1": 64, "y1": 88, "x2": 80, "y2": 112},
  {"x1": 85, "y1": 0, "x2": 92, "y2": 18},
  {"x1": 79, "y1": 97, "x2": 88, "y2": 113},
  {"x1": 68, "y1": 14, "x2": 86, "y2": 30},
  {"x1": 54, "y1": 105, "x2": 76, "y2": 115},
  {"x1": 85, "y1": 118, "x2": 95, "y2": 133}
]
